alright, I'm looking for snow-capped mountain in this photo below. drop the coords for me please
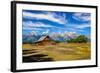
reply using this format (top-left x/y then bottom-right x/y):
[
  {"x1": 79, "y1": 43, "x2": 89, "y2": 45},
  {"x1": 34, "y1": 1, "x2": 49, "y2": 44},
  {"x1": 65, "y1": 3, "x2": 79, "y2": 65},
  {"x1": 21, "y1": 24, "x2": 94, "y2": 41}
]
[
  {"x1": 23, "y1": 32, "x2": 79, "y2": 43},
  {"x1": 23, "y1": 35, "x2": 44, "y2": 43},
  {"x1": 49, "y1": 32, "x2": 79, "y2": 42},
  {"x1": 23, "y1": 31, "x2": 47, "y2": 43}
]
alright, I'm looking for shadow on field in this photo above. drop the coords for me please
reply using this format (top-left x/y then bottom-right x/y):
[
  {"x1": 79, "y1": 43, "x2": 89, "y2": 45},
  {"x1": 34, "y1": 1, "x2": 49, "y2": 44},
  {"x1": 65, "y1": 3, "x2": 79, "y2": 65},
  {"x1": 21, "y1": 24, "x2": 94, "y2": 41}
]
[{"x1": 23, "y1": 50, "x2": 54, "y2": 62}]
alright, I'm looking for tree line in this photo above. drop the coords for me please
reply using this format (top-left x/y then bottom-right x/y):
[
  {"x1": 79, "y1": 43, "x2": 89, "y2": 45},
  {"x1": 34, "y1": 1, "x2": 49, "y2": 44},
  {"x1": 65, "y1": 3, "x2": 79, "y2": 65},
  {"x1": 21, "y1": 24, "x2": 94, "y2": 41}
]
[{"x1": 67, "y1": 35, "x2": 89, "y2": 43}]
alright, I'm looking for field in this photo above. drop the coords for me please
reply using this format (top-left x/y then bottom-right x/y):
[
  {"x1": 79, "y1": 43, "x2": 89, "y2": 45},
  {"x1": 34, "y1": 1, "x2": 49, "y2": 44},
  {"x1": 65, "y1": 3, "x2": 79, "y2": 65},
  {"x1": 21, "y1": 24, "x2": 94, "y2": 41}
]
[{"x1": 22, "y1": 42, "x2": 91, "y2": 62}]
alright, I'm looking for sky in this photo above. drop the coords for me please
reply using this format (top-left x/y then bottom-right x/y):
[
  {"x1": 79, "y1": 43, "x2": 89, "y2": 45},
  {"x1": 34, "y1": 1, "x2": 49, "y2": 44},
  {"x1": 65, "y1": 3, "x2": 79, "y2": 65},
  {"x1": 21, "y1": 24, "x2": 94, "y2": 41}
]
[{"x1": 22, "y1": 10, "x2": 91, "y2": 36}]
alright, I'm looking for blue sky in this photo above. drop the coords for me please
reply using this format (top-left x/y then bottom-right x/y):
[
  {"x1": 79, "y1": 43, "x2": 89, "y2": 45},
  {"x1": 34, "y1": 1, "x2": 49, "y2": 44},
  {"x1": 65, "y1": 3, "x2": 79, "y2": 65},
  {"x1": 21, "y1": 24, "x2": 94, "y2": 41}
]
[{"x1": 22, "y1": 10, "x2": 91, "y2": 36}]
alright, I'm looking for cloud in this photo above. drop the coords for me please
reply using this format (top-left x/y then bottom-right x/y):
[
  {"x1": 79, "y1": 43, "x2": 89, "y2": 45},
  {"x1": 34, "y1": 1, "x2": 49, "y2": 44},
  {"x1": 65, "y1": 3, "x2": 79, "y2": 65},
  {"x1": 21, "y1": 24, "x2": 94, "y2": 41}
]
[
  {"x1": 74, "y1": 24, "x2": 90, "y2": 29},
  {"x1": 23, "y1": 27, "x2": 42, "y2": 30},
  {"x1": 67, "y1": 23, "x2": 90, "y2": 29},
  {"x1": 22, "y1": 21, "x2": 53, "y2": 32},
  {"x1": 65, "y1": 23, "x2": 90, "y2": 33},
  {"x1": 23, "y1": 21, "x2": 67, "y2": 30},
  {"x1": 23, "y1": 11, "x2": 67, "y2": 24},
  {"x1": 72, "y1": 13, "x2": 91, "y2": 22},
  {"x1": 23, "y1": 21, "x2": 53, "y2": 28}
]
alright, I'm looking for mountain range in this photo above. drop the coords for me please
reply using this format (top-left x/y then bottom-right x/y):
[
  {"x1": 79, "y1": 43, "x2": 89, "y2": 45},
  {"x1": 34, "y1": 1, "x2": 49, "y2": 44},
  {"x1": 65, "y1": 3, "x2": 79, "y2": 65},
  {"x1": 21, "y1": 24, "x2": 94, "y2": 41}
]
[{"x1": 22, "y1": 32, "x2": 81, "y2": 43}]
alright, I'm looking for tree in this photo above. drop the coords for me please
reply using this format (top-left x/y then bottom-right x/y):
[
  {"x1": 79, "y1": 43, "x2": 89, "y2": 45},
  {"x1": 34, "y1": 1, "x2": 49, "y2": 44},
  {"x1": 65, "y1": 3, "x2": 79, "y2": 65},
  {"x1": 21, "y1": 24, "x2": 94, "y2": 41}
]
[
  {"x1": 67, "y1": 35, "x2": 88, "y2": 43},
  {"x1": 67, "y1": 39, "x2": 76, "y2": 43},
  {"x1": 75, "y1": 35, "x2": 88, "y2": 43}
]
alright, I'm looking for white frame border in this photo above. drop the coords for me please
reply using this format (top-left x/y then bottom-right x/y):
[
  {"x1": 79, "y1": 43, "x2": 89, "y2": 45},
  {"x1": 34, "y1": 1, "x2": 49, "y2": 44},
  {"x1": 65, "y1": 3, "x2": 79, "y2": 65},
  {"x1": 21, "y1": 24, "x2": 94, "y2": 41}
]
[{"x1": 15, "y1": 3, "x2": 97, "y2": 70}]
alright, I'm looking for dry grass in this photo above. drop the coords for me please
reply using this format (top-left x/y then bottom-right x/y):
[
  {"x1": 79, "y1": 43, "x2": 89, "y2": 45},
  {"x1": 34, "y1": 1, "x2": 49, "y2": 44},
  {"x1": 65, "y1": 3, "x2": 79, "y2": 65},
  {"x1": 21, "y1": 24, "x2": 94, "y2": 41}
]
[{"x1": 22, "y1": 42, "x2": 91, "y2": 61}]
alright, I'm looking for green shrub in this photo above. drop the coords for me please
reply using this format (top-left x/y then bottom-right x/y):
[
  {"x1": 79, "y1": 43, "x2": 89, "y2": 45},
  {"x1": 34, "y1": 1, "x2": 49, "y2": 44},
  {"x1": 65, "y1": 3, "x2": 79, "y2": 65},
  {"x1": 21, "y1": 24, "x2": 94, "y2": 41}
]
[{"x1": 67, "y1": 35, "x2": 88, "y2": 43}]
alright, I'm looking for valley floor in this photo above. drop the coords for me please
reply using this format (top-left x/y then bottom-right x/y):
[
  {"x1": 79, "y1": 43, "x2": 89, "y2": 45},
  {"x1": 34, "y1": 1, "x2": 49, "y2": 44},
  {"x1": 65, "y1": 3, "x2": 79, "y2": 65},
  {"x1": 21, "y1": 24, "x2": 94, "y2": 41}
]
[{"x1": 22, "y1": 43, "x2": 91, "y2": 62}]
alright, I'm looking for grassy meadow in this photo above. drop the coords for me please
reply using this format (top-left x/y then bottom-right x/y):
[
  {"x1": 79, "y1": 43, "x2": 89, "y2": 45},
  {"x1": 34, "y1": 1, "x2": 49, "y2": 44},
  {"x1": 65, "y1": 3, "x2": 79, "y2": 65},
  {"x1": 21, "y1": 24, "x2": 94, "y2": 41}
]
[{"x1": 22, "y1": 42, "x2": 91, "y2": 62}]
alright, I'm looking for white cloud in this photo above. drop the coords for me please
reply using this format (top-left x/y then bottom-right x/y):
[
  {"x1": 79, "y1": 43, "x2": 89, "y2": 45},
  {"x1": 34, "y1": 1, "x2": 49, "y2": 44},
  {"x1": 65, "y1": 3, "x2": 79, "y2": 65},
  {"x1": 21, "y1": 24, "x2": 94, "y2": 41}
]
[
  {"x1": 23, "y1": 21, "x2": 53, "y2": 28},
  {"x1": 67, "y1": 23, "x2": 90, "y2": 29},
  {"x1": 23, "y1": 27, "x2": 42, "y2": 30},
  {"x1": 73, "y1": 13, "x2": 91, "y2": 22},
  {"x1": 23, "y1": 11, "x2": 67, "y2": 24},
  {"x1": 75, "y1": 24, "x2": 90, "y2": 29},
  {"x1": 22, "y1": 21, "x2": 67, "y2": 30}
]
